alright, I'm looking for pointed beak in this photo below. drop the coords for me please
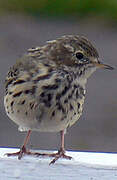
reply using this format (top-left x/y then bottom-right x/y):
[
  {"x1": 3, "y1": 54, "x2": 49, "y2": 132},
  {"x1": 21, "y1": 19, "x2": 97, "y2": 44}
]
[{"x1": 92, "y1": 62, "x2": 114, "y2": 70}]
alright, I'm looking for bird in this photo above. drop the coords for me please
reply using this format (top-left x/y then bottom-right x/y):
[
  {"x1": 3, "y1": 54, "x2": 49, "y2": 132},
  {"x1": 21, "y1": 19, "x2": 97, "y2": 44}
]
[{"x1": 4, "y1": 35, "x2": 113, "y2": 164}]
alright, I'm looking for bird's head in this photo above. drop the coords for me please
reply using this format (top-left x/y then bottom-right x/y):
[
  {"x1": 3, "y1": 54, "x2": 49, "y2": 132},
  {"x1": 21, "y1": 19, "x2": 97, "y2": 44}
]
[{"x1": 44, "y1": 35, "x2": 113, "y2": 78}]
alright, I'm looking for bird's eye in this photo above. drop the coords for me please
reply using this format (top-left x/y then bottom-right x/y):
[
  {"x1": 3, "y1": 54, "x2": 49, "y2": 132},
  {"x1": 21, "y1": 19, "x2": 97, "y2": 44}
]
[{"x1": 76, "y1": 52, "x2": 84, "y2": 60}]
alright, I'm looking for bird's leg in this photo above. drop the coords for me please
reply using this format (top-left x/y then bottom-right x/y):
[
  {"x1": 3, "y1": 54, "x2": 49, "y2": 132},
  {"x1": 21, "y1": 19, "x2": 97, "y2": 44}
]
[
  {"x1": 27, "y1": 130, "x2": 72, "y2": 164},
  {"x1": 6, "y1": 130, "x2": 72, "y2": 164},
  {"x1": 49, "y1": 130, "x2": 72, "y2": 165},
  {"x1": 5, "y1": 130, "x2": 57, "y2": 159},
  {"x1": 6, "y1": 130, "x2": 32, "y2": 159}
]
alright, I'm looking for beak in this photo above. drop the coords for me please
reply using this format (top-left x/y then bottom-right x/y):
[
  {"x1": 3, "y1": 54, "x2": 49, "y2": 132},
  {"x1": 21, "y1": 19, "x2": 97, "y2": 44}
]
[{"x1": 92, "y1": 62, "x2": 114, "y2": 70}]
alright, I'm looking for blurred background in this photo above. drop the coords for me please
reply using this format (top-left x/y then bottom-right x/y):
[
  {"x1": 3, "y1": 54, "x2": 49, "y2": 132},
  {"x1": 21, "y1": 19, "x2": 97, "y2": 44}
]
[{"x1": 0, "y1": 0, "x2": 116, "y2": 152}]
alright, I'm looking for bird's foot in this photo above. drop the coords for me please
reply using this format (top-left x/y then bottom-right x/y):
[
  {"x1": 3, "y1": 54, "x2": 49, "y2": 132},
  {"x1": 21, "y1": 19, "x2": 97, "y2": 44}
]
[
  {"x1": 5, "y1": 146, "x2": 33, "y2": 160},
  {"x1": 5, "y1": 147, "x2": 72, "y2": 164},
  {"x1": 48, "y1": 148, "x2": 72, "y2": 165}
]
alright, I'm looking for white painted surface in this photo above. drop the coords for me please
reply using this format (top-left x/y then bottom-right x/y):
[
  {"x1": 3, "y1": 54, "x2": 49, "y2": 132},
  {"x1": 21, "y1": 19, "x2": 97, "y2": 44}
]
[{"x1": 0, "y1": 147, "x2": 117, "y2": 180}]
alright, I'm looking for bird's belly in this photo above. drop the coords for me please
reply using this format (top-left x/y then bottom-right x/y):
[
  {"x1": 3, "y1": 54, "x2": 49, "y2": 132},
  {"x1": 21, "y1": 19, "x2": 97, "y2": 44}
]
[
  {"x1": 15, "y1": 110, "x2": 83, "y2": 132},
  {"x1": 4, "y1": 86, "x2": 85, "y2": 132}
]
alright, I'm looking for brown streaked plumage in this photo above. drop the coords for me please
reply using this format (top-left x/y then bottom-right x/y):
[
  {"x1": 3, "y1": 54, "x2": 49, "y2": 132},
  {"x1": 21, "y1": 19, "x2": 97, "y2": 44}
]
[{"x1": 4, "y1": 35, "x2": 113, "y2": 164}]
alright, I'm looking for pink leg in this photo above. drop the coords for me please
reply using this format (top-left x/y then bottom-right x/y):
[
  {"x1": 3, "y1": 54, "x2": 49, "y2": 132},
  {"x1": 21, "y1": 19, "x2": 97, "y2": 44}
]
[
  {"x1": 6, "y1": 130, "x2": 32, "y2": 159},
  {"x1": 49, "y1": 130, "x2": 72, "y2": 165},
  {"x1": 6, "y1": 130, "x2": 72, "y2": 164}
]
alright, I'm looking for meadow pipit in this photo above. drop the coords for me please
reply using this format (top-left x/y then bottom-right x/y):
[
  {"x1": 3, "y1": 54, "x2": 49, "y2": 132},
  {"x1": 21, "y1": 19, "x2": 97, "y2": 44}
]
[{"x1": 4, "y1": 35, "x2": 113, "y2": 164}]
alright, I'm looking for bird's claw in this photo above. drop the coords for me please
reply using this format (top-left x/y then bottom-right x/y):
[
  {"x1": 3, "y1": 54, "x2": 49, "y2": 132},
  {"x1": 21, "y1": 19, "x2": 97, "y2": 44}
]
[
  {"x1": 5, "y1": 147, "x2": 72, "y2": 165},
  {"x1": 5, "y1": 146, "x2": 31, "y2": 160},
  {"x1": 49, "y1": 148, "x2": 72, "y2": 165}
]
